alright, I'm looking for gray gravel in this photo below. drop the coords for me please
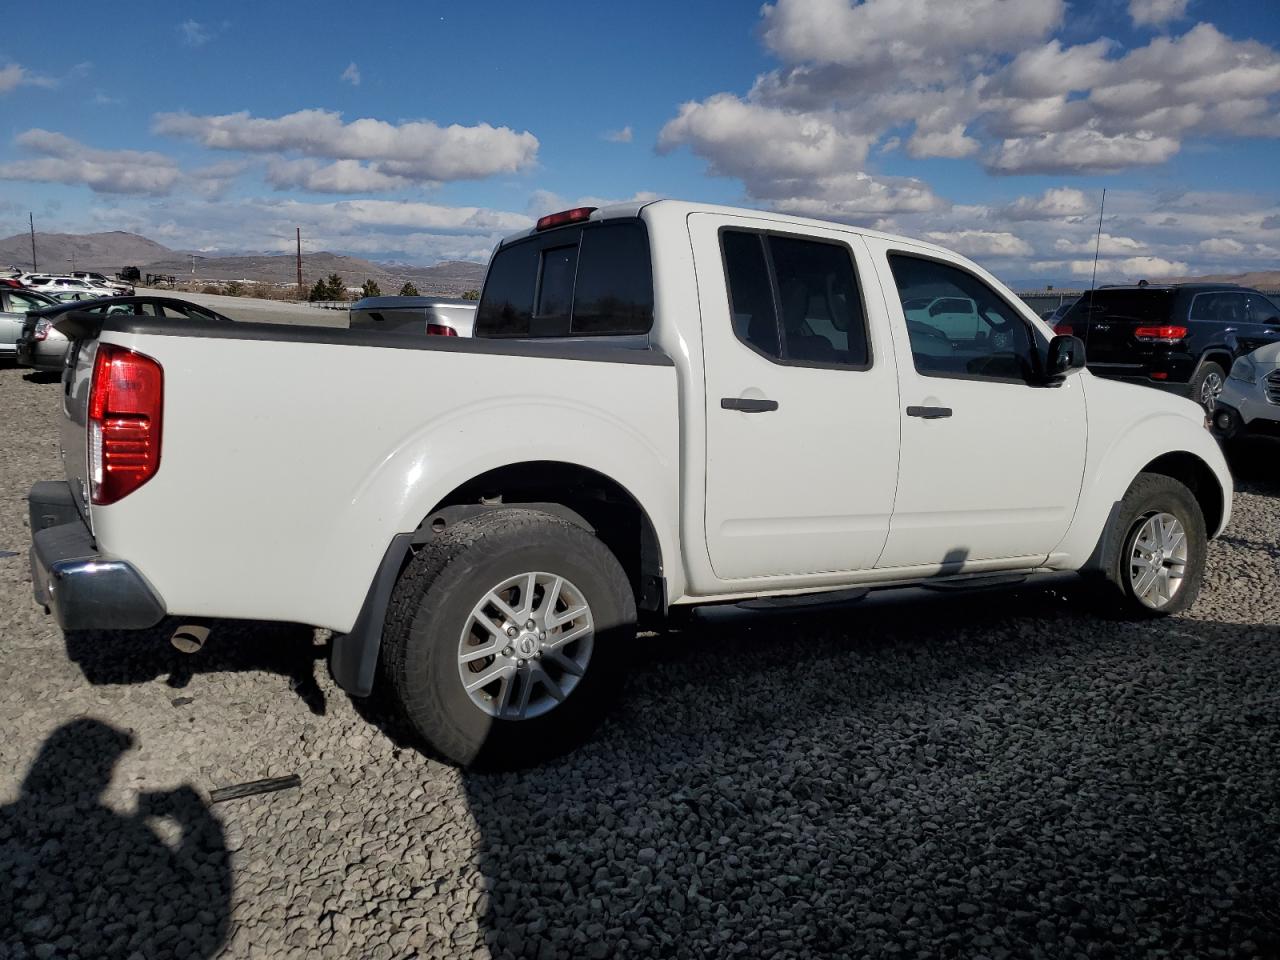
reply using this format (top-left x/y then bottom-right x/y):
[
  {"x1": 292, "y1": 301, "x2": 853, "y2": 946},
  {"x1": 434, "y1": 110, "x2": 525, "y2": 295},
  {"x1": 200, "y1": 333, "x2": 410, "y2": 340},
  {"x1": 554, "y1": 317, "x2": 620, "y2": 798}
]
[{"x1": 1, "y1": 361, "x2": 1279, "y2": 959}]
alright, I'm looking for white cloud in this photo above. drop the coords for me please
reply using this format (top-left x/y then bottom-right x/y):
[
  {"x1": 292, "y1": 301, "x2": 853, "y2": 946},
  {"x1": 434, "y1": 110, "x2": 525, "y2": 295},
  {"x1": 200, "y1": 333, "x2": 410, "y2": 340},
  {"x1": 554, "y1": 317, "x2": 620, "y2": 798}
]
[
  {"x1": 0, "y1": 62, "x2": 56, "y2": 94},
  {"x1": 1198, "y1": 237, "x2": 1246, "y2": 256},
  {"x1": 153, "y1": 109, "x2": 539, "y2": 183},
  {"x1": 760, "y1": 0, "x2": 1064, "y2": 75},
  {"x1": 989, "y1": 129, "x2": 1181, "y2": 173},
  {"x1": 1002, "y1": 187, "x2": 1093, "y2": 220},
  {"x1": 1033, "y1": 255, "x2": 1189, "y2": 279},
  {"x1": 906, "y1": 124, "x2": 980, "y2": 159},
  {"x1": 341, "y1": 62, "x2": 361, "y2": 86},
  {"x1": 603, "y1": 125, "x2": 633, "y2": 143},
  {"x1": 1129, "y1": 0, "x2": 1190, "y2": 28},
  {"x1": 266, "y1": 158, "x2": 412, "y2": 193},
  {"x1": 924, "y1": 229, "x2": 1033, "y2": 257},
  {"x1": 0, "y1": 130, "x2": 182, "y2": 195},
  {"x1": 180, "y1": 20, "x2": 213, "y2": 46},
  {"x1": 658, "y1": 94, "x2": 942, "y2": 218},
  {"x1": 1053, "y1": 233, "x2": 1147, "y2": 255}
]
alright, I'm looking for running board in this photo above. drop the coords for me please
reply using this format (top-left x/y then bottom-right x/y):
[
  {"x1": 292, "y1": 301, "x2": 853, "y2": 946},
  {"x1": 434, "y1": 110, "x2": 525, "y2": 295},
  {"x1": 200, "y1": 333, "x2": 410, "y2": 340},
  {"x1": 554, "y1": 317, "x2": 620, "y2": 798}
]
[
  {"x1": 919, "y1": 573, "x2": 1029, "y2": 592},
  {"x1": 737, "y1": 587, "x2": 871, "y2": 611}
]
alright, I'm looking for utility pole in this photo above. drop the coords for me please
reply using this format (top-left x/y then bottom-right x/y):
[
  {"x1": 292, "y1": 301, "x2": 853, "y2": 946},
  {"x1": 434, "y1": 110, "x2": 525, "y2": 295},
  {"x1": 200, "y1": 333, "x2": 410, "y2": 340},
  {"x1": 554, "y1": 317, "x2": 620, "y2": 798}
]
[
  {"x1": 29, "y1": 212, "x2": 37, "y2": 271},
  {"x1": 296, "y1": 227, "x2": 303, "y2": 297}
]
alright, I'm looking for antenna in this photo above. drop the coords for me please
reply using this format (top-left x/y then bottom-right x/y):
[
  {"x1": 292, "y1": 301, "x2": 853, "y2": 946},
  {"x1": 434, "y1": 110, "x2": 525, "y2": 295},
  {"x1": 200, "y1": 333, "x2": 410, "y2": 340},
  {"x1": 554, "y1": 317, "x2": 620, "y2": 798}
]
[
  {"x1": 1082, "y1": 188, "x2": 1106, "y2": 353},
  {"x1": 1089, "y1": 187, "x2": 1106, "y2": 293},
  {"x1": 29, "y1": 212, "x2": 37, "y2": 271}
]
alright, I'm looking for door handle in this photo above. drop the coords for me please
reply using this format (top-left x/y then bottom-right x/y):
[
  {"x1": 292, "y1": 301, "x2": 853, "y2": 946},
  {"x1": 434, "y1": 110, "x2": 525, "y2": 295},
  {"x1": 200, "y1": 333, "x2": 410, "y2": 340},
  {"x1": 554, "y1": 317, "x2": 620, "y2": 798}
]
[
  {"x1": 906, "y1": 405, "x2": 952, "y2": 419},
  {"x1": 721, "y1": 397, "x2": 779, "y2": 413}
]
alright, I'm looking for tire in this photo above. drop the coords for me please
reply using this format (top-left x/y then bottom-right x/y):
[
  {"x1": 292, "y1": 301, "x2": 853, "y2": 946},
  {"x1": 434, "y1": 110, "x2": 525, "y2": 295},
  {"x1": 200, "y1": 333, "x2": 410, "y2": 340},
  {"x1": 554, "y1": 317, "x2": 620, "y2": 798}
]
[
  {"x1": 1189, "y1": 360, "x2": 1228, "y2": 412},
  {"x1": 1091, "y1": 473, "x2": 1207, "y2": 618},
  {"x1": 378, "y1": 508, "x2": 635, "y2": 768}
]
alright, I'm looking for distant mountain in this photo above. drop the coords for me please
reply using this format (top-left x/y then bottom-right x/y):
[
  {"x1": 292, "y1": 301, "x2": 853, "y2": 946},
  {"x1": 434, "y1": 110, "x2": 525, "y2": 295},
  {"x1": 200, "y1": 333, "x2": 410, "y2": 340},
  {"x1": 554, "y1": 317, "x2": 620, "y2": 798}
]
[
  {"x1": 1170, "y1": 270, "x2": 1280, "y2": 288},
  {"x1": 0, "y1": 230, "x2": 489, "y2": 297},
  {"x1": 0, "y1": 231, "x2": 178, "y2": 273}
]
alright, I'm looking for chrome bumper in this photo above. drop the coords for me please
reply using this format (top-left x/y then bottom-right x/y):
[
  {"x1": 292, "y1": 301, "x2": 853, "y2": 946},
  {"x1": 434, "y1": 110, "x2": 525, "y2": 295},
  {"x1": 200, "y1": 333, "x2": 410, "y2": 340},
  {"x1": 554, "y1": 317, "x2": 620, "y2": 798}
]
[{"x1": 28, "y1": 482, "x2": 166, "y2": 631}]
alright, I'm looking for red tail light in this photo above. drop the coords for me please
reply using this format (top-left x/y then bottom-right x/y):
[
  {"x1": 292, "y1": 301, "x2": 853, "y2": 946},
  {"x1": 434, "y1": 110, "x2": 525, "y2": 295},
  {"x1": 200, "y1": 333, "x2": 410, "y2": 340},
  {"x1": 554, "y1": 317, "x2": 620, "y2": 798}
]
[
  {"x1": 1150, "y1": 372, "x2": 1169, "y2": 380},
  {"x1": 1053, "y1": 323, "x2": 1073, "y2": 336},
  {"x1": 535, "y1": 206, "x2": 596, "y2": 231},
  {"x1": 1134, "y1": 325, "x2": 1188, "y2": 342},
  {"x1": 88, "y1": 343, "x2": 163, "y2": 505},
  {"x1": 426, "y1": 323, "x2": 458, "y2": 336}
]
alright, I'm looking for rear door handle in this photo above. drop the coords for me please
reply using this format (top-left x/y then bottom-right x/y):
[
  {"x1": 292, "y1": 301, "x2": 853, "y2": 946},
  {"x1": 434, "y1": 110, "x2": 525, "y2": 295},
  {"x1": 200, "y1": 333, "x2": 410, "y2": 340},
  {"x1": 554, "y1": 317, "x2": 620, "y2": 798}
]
[
  {"x1": 721, "y1": 397, "x2": 779, "y2": 413},
  {"x1": 906, "y1": 405, "x2": 952, "y2": 419}
]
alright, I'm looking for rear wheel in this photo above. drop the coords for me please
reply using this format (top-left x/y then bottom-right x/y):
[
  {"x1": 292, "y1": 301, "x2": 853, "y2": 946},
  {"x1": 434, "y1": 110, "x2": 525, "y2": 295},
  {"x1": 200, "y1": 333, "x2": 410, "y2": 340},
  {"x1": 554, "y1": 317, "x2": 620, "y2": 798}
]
[
  {"x1": 378, "y1": 508, "x2": 635, "y2": 768},
  {"x1": 1190, "y1": 361, "x2": 1227, "y2": 412},
  {"x1": 1091, "y1": 473, "x2": 1207, "y2": 618}
]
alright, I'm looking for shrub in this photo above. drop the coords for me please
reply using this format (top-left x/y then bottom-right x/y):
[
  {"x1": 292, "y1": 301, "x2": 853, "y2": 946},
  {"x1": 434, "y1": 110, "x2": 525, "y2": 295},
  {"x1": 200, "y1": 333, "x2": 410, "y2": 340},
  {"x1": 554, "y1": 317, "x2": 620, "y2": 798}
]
[
  {"x1": 461, "y1": 289, "x2": 480, "y2": 300},
  {"x1": 398, "y1": 281, "x2": 420, "y2": 297},
  {"x1": 361, "y1": 279, "x2": 382, "y2": 298},
  {"x1": 200, "y1": 283, "x2": 222, "y2": 295},
  {"x1": 224, "y1": 280, "x2": 245, "y2": 297},
  {"x1": 251, "y1": 282, "x2": 274, "y2": 300}
]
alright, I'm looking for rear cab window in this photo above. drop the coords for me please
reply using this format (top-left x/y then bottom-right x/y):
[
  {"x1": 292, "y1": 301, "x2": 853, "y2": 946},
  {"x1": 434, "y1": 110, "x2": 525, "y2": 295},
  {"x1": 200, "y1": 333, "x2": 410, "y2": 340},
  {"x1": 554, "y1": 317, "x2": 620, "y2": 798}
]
[{"x1": 476, "y1": 219, "x2": 653, "y2": 339}]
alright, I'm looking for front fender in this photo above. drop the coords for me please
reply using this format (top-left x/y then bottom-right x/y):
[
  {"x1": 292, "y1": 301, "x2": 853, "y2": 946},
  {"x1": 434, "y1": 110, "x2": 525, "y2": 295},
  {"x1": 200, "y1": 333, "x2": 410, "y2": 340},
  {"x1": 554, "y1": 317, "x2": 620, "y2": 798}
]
[{"x1": 1053, "y1": 387, "x2": 1231, "y2": 567}]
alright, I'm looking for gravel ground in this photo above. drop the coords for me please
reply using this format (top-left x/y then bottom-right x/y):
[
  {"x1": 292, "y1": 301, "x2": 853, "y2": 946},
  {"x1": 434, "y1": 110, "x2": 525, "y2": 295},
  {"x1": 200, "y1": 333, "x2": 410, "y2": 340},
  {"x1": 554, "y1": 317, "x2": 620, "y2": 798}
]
[{"x1": 1, "y1": 361, "x2": 1279, "y2": 959}]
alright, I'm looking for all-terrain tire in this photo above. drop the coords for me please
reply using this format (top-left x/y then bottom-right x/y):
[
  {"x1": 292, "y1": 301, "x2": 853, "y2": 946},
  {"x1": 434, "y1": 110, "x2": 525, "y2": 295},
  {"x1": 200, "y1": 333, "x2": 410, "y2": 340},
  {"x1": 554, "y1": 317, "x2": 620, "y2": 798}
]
[{"x1": 378, "y1": 508, "x2": 635, "y2": 768}]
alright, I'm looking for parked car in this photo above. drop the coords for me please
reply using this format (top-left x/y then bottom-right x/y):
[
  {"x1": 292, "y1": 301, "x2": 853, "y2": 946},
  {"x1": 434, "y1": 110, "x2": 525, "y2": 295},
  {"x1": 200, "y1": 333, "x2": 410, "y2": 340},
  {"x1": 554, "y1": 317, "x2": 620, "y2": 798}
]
[
  {"x1": 348, "y1": 295, "x2": 477, "y2": 337},
  {"x1": 0, "y1": 287, "x2": 57, "y2": 360},
  {"x1": 16, "y1": 296, "x2": 234, "y2": 371},
  {"x1": 70, "y1": 271, "x2": 130, "y2": 295},
  {"x1": 1054, "y1": 284, "x2": 1280, "y2": 410},
  {"x1": 1211, "y1": 342, "x2": 1280, "y2": 443},
  {"x1": 28, "y1": 199, "x2": 1230, "y2": 767},
  {"x1": 24, "y1": 276, "x2": 99, "y2": 296}
]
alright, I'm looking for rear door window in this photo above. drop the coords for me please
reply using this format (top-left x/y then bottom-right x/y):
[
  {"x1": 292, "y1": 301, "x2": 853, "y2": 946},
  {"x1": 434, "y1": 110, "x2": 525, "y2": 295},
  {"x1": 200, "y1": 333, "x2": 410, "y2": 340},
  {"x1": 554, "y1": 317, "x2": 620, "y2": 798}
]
[
  {"x1": 476, "y1": 220, "x2": 653, "y2": 338},
  {"x1": 720, "y1": 230, "x2": 870, "y2": 368}
]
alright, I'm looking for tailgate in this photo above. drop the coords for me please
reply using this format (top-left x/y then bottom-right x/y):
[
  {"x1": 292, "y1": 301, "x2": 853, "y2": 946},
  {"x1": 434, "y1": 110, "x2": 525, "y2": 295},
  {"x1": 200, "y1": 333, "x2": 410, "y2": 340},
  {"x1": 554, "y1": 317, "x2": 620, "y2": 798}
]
[{"x1": 1066, "y1": 289, "x2": 1179, "y2": 364}]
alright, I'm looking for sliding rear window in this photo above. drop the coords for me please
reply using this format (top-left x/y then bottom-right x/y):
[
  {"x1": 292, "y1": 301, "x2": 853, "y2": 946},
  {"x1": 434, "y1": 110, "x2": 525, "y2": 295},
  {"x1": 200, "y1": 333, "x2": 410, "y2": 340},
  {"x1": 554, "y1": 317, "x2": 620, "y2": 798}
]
[{"x1": 476, "y1": 220, "x2": 654, "y2": 338}]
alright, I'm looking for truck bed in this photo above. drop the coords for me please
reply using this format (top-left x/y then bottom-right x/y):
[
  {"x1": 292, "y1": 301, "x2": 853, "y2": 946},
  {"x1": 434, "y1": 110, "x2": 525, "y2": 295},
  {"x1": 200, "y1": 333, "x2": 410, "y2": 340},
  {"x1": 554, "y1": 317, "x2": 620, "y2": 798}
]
[{"x1": 52, "y1": 312, "x2": 680, "y2": 633}]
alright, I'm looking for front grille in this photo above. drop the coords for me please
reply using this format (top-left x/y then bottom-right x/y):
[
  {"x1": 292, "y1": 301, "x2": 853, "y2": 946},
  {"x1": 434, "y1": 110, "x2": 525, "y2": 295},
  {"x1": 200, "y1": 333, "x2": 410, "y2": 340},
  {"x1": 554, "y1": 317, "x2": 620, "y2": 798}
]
[{"x1": 1266, "y1": 370, "x2": 1280, "y2": 405}]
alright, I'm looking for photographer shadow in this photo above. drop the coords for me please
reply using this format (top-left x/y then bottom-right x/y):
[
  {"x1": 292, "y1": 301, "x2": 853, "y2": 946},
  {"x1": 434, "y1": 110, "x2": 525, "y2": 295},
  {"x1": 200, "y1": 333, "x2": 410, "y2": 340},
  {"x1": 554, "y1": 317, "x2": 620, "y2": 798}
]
[
  {"x1": 0, "y1": 718, "x2": 231, "y2": 958},
  {"x1": 63, "y1": 618, "x2": 328, "y2": 715}
]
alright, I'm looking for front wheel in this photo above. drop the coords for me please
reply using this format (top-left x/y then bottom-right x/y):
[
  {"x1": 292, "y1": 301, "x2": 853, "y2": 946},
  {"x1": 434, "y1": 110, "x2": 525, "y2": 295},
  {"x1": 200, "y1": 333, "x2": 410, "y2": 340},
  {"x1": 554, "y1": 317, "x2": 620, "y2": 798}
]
[
  {"x1": 378, "y1": 508, "x2": 635, "y2": 768},
  {"x1": 1091, "y1": 473, "x2": 1207, "y2": 618},
  {"x1": 1190, "y1": 361, "x2": 1227, "y2": 412}
]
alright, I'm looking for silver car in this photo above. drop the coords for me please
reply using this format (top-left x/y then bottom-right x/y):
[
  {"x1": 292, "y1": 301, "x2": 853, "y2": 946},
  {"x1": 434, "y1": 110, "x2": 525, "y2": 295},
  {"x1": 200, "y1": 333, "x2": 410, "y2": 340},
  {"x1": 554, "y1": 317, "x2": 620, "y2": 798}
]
[
  {"x1": 0, "y1": 287, "x2": 57, "y2": 361},
  {"x1": 348, "y1": 296, "x2": 477, "y2": 337},
  {"x1": 17, "y1": 296, "x2": 235, "y2": 371}
]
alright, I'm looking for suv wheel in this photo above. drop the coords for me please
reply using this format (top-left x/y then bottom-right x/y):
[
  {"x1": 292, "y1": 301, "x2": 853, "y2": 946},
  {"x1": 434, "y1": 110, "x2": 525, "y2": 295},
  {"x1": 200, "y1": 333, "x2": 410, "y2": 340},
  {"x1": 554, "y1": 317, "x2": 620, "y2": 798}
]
[
  {"x1": 1190, "y1": 361, "x2": 1227, "y2": 412},
  {"x1": 378, "y1": 508, "x2": 635, "y2": 768},
  {"x1": 1091, "y1": 473, "x2": 1207, "y2": 618}
]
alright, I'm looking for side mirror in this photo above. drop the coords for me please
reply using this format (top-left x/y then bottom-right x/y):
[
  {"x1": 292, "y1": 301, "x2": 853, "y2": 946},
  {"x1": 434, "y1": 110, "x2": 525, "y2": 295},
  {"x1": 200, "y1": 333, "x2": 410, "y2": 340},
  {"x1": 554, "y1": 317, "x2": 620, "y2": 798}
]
[{"x1": 1045, "y1": 334, "x2": 1086, "y2": 384}]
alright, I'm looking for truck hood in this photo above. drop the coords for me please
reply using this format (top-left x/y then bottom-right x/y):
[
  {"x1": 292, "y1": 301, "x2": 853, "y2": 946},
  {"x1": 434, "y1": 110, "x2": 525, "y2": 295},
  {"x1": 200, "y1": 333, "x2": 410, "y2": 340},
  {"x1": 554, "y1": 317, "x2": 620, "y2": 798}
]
[{"x1": 1081, "y1": 369, "x2": 1207, "y2": 426}]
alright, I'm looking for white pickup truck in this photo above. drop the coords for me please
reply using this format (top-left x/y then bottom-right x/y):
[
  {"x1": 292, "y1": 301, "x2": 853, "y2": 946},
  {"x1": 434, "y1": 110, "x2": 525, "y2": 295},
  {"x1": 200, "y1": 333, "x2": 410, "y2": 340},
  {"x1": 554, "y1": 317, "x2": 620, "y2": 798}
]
[{"x1": 29, "y1": 200, "x2": 1231, "y2": 766}]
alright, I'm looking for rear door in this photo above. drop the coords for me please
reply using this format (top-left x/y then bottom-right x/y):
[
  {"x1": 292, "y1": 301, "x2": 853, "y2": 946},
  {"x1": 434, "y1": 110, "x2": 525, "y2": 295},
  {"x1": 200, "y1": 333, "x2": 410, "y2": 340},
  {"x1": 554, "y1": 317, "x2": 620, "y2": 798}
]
[{"x1": 691, "y1": 214, "x2": 901, "y2": 581}]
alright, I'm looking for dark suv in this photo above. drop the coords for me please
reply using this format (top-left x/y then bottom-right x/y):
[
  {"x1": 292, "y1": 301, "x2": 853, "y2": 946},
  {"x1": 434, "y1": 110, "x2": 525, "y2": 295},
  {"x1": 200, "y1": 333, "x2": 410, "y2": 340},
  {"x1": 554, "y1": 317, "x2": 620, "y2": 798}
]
[{"x1": 1054, "y1": 283, "x2": 1280, "y2": 409}]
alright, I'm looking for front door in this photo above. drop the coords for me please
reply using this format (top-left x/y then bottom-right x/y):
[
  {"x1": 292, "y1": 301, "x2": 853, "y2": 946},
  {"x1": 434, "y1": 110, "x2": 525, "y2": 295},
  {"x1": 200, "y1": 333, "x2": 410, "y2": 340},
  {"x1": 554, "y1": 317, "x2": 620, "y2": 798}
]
[
  {"x1": 691, "y1": 214, "x2": 901, "y2": 581},
  {"x1": 868, "y1": 241, "x2": 1088, "y2": 570}
]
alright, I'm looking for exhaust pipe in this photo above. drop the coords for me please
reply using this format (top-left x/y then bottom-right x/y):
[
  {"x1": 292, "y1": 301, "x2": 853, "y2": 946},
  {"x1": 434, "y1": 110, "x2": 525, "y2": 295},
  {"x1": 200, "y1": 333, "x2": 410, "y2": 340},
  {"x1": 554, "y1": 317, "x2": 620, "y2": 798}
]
[{"x1": 170, "y1": 623, "x2": 211, "y2": 654}]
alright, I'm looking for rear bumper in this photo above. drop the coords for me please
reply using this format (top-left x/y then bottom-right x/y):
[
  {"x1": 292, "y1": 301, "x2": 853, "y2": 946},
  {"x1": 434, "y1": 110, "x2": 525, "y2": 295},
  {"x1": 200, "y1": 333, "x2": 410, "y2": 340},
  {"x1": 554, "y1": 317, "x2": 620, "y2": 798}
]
[
  {"x1": 28, "y1": 481, "x2": 166, "y2": 631},
  {"x1": 16, "y1": 336, "x2": 67, "y2": 371}
]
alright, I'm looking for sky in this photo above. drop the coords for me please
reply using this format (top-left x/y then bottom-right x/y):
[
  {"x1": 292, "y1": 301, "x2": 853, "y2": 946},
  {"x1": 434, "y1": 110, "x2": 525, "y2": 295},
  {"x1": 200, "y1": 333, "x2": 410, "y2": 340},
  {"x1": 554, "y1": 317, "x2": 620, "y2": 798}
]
[{"x1": 2, "y1": 0, "x2": 1279, "y2": 285}]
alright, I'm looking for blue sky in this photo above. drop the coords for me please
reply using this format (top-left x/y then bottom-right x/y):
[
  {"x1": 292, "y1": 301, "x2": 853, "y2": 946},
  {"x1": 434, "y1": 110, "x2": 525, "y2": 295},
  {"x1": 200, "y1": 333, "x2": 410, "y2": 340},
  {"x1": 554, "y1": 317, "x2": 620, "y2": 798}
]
[{"x1": 2, "y1": 0, "x2": 1279, "y2": 284}]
